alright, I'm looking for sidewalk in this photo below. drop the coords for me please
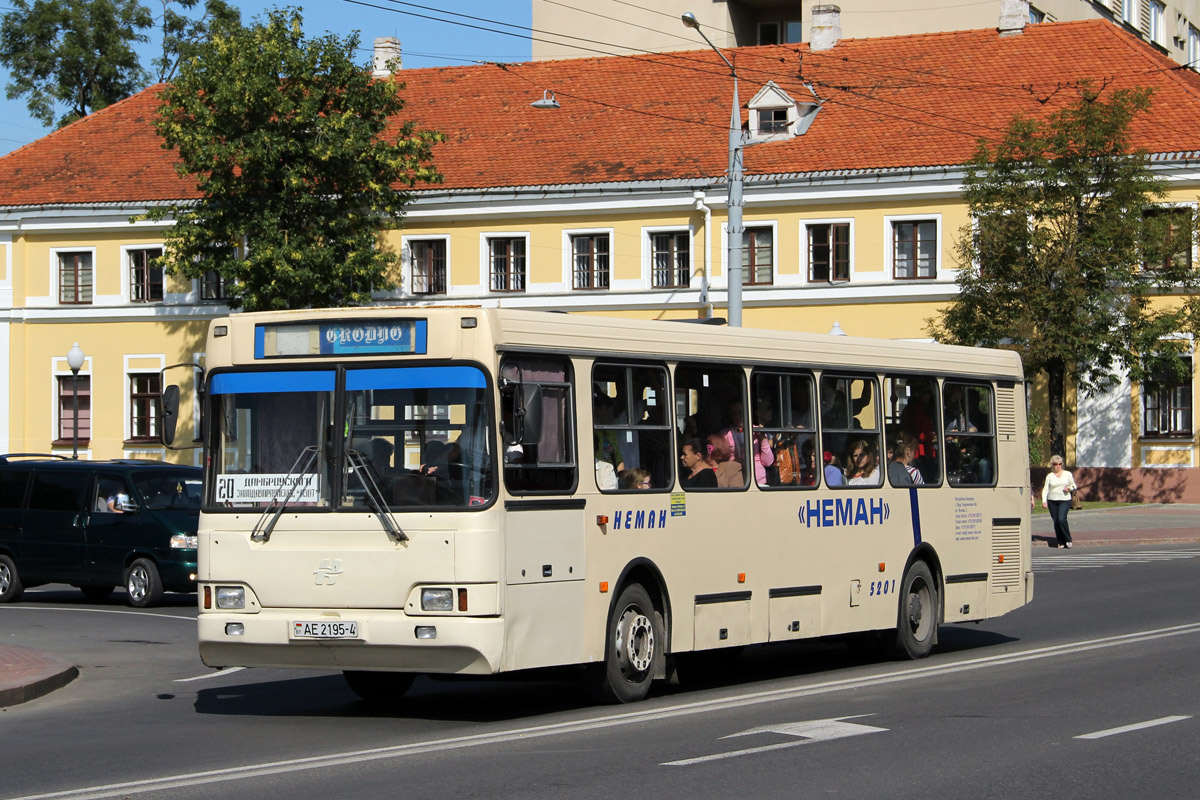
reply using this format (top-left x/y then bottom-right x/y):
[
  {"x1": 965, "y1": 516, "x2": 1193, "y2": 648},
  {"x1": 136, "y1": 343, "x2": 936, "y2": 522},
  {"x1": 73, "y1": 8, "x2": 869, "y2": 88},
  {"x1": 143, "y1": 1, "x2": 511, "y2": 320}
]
[
  {"x1": 3, "y1": 504, "x2": 1199, "y2": 707},
  {"x1": 0, "y1": 642, "x2": 78, "y2": 707}
]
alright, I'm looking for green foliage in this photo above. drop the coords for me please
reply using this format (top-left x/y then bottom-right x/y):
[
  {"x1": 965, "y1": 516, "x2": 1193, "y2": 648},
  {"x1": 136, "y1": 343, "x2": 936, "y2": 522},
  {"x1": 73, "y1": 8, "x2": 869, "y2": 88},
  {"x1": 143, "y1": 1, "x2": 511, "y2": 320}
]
[
  {"x1": 149, "y1": 8, "x2": 442, "y2": 312},
  {"x1": 929, "y1": 86, "x2": 1199, "y2": 455},
  {"x1": 1026, "y1": 404, "x2": 1048, "y2": 466},
  {"x1": 0, "y1": 0, "x2": 237, "y2": 128},
  {"x1": 0, "y1": 0, "x2": 152, "y2": 127}
]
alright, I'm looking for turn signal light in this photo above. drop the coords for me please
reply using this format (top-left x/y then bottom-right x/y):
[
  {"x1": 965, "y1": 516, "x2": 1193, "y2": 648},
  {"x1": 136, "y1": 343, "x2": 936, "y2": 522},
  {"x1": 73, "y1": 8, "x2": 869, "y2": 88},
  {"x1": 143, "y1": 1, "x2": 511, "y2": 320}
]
[{"x1": 599, "y1": 581, "x2": 609, "y2": 593}]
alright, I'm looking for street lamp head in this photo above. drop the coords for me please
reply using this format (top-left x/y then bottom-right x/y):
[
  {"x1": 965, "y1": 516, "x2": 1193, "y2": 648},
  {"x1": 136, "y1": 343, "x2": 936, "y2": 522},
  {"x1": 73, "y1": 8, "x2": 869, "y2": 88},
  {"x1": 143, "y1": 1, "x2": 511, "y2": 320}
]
[
  {"x1": 66, "y1": 342, "x2": 85, "y2": 372},
  {"x1": 681, "y1": 11, "x2": 699, "y2": 30}
]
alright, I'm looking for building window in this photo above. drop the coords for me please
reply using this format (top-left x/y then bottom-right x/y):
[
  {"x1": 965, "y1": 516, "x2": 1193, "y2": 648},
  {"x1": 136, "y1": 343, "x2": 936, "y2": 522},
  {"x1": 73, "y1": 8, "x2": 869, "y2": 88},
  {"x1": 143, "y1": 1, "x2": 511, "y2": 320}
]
[
  {"x1": 129, "y1": 374, "x2": 162, "y2": 442},
  {"x1": 757, "y1": 108, "x2": 788, "y2": 135},
  {"x1": 1029, "y1": 6, "x2": 1045, "y2": 24},
  {"x1": 1122, "y1": 0, "x2": 1136, "y2": 25},
  {"x1": 1189, "y1": 26, "x2": 1199, "y2": 71},
  {"x1": 1143, "y1": 356, "x2": 1193, "y2": 437},
  {"x1": 1142, "y1": 206, "x2": 1194, "y2": 271},
  {"x1": 57, "y1": 375, "x2": 91, "y2": 444},
  {"x1": 129, "y1": 248, "x2": 164, "y2": 303},
  {"x1": 893, "y1": 220, "x2": 938, "y2": 279},
  {"x1": 808, "y1": 223, "x2": 850, "y2": 282},
  {"x1": 652, "y1": 231, "x2": 690, "y2": 289},
  {"x1": 758, "y1": 21, "x2": 780, "y2": 45},
  {"x1": 1150, "y1": 0, "x2": 1166, "y2": 44},
  {"x1": 410, "y1": 240, "x2": 446, "y2": 294},
  {"x1": 571, "y1": 233, "x2": 610, "y2": 290},
  {"x1": 489, "y1": 237, "x2": 526, "y2": 293},
  {"x1": 742, "y1": 226, "x2": 774, "y2": 285},
  {"x1": 200, "y1": 270, "x2": 228, "y2": 301},
  {"x1": 58, "y1": 252, "x2": 93, "y2": 305}
]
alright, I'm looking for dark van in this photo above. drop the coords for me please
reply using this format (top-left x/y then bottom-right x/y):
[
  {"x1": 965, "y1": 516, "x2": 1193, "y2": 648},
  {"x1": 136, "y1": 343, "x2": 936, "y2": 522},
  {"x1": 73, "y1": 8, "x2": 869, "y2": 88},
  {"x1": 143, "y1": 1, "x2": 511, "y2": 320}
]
[{"x1": 0, "y1": 455, "x2": 202, "y2": 607}]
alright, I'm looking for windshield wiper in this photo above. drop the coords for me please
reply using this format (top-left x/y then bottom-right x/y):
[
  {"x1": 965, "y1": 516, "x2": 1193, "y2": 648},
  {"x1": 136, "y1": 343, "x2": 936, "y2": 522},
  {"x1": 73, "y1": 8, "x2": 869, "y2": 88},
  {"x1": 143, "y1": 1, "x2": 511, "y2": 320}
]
[
  {"x1": 345, "y1": 447, "x2": 408, "y2": 543},
  {"x1": 251, "y1": 445, "x2": 320, "y2": 543}
]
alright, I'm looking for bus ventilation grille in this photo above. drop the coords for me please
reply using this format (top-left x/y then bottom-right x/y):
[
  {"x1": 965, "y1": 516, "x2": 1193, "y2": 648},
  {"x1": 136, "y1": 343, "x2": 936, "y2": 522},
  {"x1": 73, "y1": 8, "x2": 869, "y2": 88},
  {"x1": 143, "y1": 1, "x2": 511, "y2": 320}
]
[
  {"x1": 995, "y1": 389, "x2": 1018, "y2": 438},
  {"x1": 991, "y1": 522, "x2": 1022, "y2": 593}
]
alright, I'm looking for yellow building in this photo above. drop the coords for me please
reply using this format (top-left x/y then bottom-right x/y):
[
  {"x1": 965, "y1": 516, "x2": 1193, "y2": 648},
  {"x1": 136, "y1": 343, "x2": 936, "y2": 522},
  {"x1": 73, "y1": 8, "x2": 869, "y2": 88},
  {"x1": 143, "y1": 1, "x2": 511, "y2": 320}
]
[{"x1": 1, "y1": 19, "x2": 1198, "y2": 497}]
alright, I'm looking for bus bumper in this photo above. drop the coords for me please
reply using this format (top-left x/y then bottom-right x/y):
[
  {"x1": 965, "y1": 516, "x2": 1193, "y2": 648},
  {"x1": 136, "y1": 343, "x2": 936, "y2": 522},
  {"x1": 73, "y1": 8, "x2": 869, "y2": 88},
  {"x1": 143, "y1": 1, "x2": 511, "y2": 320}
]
[{"x1": 197, "y1": 612, "x2": 506, "y2": 675}]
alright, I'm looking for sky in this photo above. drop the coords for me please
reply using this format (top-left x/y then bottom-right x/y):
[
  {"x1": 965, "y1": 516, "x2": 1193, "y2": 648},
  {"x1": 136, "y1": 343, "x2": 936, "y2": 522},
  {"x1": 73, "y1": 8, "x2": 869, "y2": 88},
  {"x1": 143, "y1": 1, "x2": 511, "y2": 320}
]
[{"x1": 0, "y1": 0, "x2": 535, "y2": 156}]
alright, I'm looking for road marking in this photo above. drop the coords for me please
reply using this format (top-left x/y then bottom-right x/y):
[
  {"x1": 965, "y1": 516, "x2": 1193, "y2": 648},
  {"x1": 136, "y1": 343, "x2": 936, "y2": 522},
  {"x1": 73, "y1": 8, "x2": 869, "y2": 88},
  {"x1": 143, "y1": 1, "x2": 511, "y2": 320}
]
[
  {"x1": 7, "y1": 621, "x2": 1200, "y2": 800},
  {"x1": 0, "y1": 606, "x2": 194, "y2": 622},
  {"x1": 1075, "y1": 715, "x2": 1191, "y2": 740},
  {"x1": 174, "y1": 667, "x2": 245, "y2": 683},
  {"x1": 663, "y1": 716, "x2": 888, "y2": 766},
  {"x1": 1032, "y1": 548, "x2": 1200, "y2": 573}
]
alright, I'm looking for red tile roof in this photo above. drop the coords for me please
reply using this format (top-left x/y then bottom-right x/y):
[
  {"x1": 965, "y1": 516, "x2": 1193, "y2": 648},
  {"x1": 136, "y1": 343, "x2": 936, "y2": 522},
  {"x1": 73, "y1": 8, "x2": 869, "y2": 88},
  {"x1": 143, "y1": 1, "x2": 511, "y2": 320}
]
[{"x1": 2, "y1": 19, "x2": 1199, "y2": 207}]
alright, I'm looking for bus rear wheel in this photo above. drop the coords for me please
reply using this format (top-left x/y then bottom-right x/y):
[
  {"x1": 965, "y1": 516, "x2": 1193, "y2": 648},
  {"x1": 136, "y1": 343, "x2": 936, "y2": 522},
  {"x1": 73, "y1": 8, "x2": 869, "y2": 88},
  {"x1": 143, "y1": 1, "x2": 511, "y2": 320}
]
[
  {"x1": 343, "y1": 670, "x2": 416, "y2": 704},
  {"x1": 588, "y1": 582, "x2": 662, "y2": 704},
  {"x1": 894, "y1": 561, "x2": 937, "y2": 659}
]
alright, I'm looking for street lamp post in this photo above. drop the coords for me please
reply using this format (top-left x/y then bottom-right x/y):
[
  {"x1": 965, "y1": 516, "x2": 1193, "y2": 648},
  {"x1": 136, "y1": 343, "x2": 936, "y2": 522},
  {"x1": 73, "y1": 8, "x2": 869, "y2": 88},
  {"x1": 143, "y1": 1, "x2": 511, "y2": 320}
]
[
  {"x1": 682, "y1": 11, "x2": 743, "y2": 327},
  {"x1": 66, "y1": 343, "x2": 85, "y2": 459}
]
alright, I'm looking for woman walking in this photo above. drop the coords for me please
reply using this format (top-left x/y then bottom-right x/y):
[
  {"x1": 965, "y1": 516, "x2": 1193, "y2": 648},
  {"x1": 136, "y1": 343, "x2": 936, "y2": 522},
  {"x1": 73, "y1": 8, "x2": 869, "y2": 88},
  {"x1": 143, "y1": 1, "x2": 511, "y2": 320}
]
[{"x1": 1041, "y1": 455, "x2": 1078, "y2": 549}]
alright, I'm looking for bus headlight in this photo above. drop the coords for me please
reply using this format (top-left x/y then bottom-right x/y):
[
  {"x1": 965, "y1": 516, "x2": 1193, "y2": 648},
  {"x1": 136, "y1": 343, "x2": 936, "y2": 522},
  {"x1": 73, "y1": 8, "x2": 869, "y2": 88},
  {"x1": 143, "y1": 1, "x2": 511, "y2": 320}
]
[
  {"x1": 170, "y1": 534, "x2": 199, "y2": 549},
  {"x1": 216, "y1": 586, "x2": 245, "y2": 609},
  {"x1": 421, "y1": 588, "x2": 454, "y2": 612}
]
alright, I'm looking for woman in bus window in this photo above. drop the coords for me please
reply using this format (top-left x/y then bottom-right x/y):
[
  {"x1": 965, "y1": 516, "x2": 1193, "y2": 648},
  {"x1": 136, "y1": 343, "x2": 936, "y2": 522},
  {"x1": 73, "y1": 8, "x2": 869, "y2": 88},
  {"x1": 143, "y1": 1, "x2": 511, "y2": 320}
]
[
  {"x1": 706, "y1": 433, "x2": 744, "y2": 488},
  {"x1": 845, "y1": 440, "x2": 881, "y2": 486},
  {"x1": 679, "y1": 438, "x2": 717, "y2": 489}
]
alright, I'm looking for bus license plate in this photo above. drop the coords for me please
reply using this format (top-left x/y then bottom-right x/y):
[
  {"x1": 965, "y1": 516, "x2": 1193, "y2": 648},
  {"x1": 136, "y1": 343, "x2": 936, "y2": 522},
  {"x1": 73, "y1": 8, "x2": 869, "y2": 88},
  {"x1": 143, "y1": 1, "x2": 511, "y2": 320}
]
[{"x1": 292, "y1": 620, "x2": 359, "y2": 639}]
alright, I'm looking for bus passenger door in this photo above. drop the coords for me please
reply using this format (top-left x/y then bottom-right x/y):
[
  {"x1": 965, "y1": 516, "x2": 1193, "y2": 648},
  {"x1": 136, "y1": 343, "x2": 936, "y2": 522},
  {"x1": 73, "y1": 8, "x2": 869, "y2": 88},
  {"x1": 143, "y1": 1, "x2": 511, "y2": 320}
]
[{"x1": 497, "y1": 355, "x2": 586, "y2": 671}]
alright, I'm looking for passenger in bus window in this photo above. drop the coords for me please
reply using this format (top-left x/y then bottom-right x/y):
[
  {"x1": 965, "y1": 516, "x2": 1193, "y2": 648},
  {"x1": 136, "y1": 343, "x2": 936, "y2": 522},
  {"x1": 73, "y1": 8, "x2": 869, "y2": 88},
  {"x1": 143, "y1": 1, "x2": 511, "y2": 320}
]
[
  {"x1": 823, "y1": 450, "x2": 844, "y2": 487},
  {"x1": 679, "y1": 439, "x2": 717, "y2": 489},
  {"x1": 845, "y1": 440, "x2": 880, "y2": 485},
  {"x1": 900, "y1": 381, "x2": 936, "y2": 459},
  {"x1": 705, "y1": 433, "x2": 744, "y2": 488},
  {"x1": 944, "y1": 385, "x2": 978, "y2": 432},
  {"x1": 887, "y1": 435, "x2": 925, "y2": 486},
  {"x1": 595, "y1": 458, "x2": 618, "y2": 490},
  {"x1": 722, "y1": 399, "x2": 774, "y2": 485},
  {"x1": 620, "y1": 467, "x2": 652, "y2": 490},
  {"x1": 593, "y1": 394, "x2": 625, "y2": 473}
]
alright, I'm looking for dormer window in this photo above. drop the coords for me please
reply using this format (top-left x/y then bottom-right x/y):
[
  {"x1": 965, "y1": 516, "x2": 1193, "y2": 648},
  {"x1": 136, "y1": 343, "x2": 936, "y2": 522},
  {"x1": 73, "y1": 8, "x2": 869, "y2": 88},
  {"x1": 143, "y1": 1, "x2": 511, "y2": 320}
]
[
  {"x1": 746, "y1": 81, "x2": 821, "y2": 143},
  {"x1": 758, "y1": 108, "x2": 789, "y2": 135}
]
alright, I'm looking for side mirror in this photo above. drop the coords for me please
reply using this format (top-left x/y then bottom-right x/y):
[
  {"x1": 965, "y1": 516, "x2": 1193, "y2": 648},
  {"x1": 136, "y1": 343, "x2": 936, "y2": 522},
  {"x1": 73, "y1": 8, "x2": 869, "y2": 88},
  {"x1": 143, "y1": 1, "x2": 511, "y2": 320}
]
[
  {"x1": 116, "y1": 494, "x2": 138, "y2": 513},
  {"x1": 161, "y1": 385, "x2": 180, "y2": 446}
]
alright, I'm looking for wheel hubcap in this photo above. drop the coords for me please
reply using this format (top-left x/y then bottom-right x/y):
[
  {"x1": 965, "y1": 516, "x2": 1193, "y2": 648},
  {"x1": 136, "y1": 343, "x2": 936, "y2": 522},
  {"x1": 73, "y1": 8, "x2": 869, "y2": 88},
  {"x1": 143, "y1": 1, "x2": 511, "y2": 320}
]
[
  {"x1": 615, "y1": 606, "x2": 655, "y2": 676},
  {"x1": 907, "y1": 582, "x2": 931, "y2": 638},
  {"x1": 0, "y1": 565, "x2": 10, "y2": 593},
  {"x1": 128, "y1": 568, "x2": 147, "y2": 600}
]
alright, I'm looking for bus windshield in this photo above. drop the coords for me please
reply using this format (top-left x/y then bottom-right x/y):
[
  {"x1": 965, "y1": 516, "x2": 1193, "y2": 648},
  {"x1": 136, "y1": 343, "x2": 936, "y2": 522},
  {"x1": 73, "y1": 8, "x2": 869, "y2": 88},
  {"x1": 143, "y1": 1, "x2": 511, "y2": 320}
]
[{"x1": 208, "y1": 365, "x2": 496, "y2": 510}]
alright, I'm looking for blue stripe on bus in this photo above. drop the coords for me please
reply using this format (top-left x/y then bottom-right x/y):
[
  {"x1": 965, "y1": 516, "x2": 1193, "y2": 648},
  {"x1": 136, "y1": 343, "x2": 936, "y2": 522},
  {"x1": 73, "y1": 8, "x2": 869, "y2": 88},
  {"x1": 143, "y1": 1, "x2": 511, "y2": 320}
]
[
  {"x1": 210, "y1": 371, "x2": 336, "y2": 394},
  {"x1": 345, "y1": 366, "x2": 487, "y2": 391},
  {"x1": 909, "y1": 486, "x2": 922, "y2": 545}
]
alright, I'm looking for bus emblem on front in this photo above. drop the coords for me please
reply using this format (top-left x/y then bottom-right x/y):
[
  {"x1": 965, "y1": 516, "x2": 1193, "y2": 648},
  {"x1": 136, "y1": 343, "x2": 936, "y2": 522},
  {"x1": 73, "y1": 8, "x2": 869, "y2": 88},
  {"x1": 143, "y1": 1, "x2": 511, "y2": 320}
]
[{"x1": 314, "y1": 559, "x2": 343, "y2": 585}]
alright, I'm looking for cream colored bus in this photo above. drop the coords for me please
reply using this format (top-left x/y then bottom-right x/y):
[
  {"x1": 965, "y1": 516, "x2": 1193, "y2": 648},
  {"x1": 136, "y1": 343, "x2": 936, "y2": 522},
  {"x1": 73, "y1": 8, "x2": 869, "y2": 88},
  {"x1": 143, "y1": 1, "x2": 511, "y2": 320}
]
[{"x1": 178, "y1": 307, "x2": 1033, "y2": 704}]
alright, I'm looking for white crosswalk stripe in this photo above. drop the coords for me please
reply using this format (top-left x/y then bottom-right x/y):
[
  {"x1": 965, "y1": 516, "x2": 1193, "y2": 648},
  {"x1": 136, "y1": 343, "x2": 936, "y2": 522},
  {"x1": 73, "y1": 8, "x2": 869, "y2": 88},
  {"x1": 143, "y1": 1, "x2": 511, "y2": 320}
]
[{"x1": 1032, "y1": 548, "x2": 1200, "y2": 573}]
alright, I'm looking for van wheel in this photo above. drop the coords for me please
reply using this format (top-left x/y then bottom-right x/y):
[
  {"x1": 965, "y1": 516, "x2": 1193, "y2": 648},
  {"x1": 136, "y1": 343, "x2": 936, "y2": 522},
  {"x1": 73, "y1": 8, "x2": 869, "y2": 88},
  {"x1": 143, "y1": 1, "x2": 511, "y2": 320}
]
[
  {"x1": 125, "y1": 558, "x2": 164, "y2": 607},
  {"x1": 343, "y1": 671, "x2": 416, "y2": 703},
  {"x1": 894, "y1": 561, "x2": 937, "y2": 659},
  {"x1": 0, "y1": 555, "x2": 24, "y2": 603},
  {"x1": 79, "y1": 585, "x2": 114, "y2": 602},
  {"x1": 586, "y1": 583, "x2": 662, "y2": 704}
]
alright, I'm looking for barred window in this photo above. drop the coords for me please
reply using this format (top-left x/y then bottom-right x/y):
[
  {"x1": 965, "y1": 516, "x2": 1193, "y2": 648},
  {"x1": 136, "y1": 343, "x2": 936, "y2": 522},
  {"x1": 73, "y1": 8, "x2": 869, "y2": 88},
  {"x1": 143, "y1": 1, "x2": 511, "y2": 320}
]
[
  {"x1": 58, "y1": 252, "x2": 93, "y2": 304},
  {"x1": 490, "y1": 237, "x2": 526, "y2": 293},
  {"x1": 1143, "y1": 357, "x2": 1193, "y2": 437},
  {"x1": 652, "y1": 231, "x2": 690, "y2": 288},
  {"x1": 571, "y1": 234, "x2": 610, "y2": 290}
]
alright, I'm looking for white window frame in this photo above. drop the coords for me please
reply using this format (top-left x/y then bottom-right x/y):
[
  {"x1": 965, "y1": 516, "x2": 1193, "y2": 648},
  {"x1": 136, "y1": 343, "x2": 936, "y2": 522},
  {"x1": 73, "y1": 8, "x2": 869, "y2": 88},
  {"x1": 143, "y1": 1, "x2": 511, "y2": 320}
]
[
  {"x1": 1121, "y1": 0, "x2": 1137, "y2": 26},
  {"x1": 1188, "y1": 25, "x2": 1199, "y2": 70},
  {"x1": 721, "y1": 220, "x2": 779, "y2": 288},
  {"x1": 642, "y1": 225, "x2": 695, "y2": 290},
  {"x1": 1150, "y1": 0, "x2": 1166, "y2": 44},
  {"x1": 401, "y1": 234, "x2": 451, "y2": 297},
  {"x1": 124, "y1": 355, "x2": 166, "y2": 444},
  {"x1": 885, "y1": 214, "x2": 943, "y2": 281},
  {"x1": 562, "y1": 228, "x2": 615, "y2": 291},
  {"x1": 800, "y1": 218, "x2": 855, "y2": 285},
  {"x1": 480, "y1": 232, "x2": 534, "y2": 293}
]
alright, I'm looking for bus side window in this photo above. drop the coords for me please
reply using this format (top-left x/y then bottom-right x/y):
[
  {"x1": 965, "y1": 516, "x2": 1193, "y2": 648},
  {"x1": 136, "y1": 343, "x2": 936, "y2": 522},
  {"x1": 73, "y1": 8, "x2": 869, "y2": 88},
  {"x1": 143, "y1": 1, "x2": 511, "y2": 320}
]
[
  {"x1": 820, "y1": 374, "x2": 883, "y2": 488},
  {"x1": 884, "y1": 375, "x2": 941, "y2": 486},
  {"x1": 752, "y1": 370, "x2": 818, "y2": 489},
  {"x1": 500, "y1": 356, "x2": 577, "y2": 494},
  {"x1": 593, "y1": 362, "x2": 673, "y2": 492},
  {"x1": 673, "y1": 363, "x2": 746, "y2": 491},
  {"x1": 945, "y1": 382, "x2": 996, "y2": 487}
]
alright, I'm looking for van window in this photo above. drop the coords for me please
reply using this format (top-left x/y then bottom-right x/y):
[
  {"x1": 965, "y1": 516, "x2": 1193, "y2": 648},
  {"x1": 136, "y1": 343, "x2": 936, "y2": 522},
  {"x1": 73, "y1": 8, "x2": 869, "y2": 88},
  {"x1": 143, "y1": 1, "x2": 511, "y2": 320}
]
[
  {"x1": 0, "y1": 470, "x2": 29, "y2": 508},
  {"x1": 28, "y1": 471, "x2": 89, "y2": 511}
]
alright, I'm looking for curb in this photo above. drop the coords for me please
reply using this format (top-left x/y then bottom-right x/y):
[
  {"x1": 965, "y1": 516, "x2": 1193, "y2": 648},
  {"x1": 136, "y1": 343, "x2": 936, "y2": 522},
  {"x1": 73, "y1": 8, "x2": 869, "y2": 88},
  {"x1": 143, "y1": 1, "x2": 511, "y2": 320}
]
[{"x1": 0, "y1": 646, "x2": 79, "y2": 708}]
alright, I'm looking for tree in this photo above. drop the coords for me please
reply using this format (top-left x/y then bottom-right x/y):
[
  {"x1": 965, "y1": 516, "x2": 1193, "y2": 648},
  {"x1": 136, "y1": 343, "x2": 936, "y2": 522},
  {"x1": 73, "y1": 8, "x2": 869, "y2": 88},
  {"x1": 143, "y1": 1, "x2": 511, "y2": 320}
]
[
  {"x1": 929, "y1": 86, "x2": 1200, "y2": 460},
  {"x1": 0, "y1": 0, "x2": 152, "y2": 128},
  {"x1": 150, "y1": 8, "x2": 442, "y2": 311},
  {"x1": 0, "y1": 0, "x2": 238, "y2": 128}
]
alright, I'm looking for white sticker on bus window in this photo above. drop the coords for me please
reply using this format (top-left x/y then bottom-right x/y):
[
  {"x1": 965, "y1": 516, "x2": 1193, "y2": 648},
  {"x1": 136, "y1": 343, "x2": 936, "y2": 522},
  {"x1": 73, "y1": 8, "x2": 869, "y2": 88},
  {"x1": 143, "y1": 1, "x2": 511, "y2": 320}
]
[
  {"x1": 626, "y1": 431, "x2": 633, "y2": 443},
  {"x1": 703, "y1": 374, "x2": 709, "y2": 387}
]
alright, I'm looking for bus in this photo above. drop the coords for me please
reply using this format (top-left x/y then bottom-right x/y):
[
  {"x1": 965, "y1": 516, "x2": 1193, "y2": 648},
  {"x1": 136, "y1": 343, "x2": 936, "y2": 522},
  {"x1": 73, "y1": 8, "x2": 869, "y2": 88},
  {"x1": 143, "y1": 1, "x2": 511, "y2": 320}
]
[{"x1": 172, "y1": 307, "x2": 1033, "y2": 704}]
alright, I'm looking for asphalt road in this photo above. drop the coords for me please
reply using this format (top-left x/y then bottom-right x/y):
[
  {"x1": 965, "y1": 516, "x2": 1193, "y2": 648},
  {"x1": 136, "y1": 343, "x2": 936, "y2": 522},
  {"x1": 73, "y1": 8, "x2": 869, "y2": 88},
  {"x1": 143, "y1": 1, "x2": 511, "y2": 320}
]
[{"x1": 2, "y1": 545, "x2": 1199, "y2": 800}]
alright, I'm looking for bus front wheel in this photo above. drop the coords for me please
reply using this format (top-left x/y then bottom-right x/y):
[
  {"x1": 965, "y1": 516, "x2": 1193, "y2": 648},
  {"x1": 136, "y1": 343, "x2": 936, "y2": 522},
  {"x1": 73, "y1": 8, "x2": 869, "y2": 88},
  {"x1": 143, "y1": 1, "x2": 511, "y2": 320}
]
[
  {"x1": 894, "y1": 561, "x2": 937, "y2": 659},
  {"x1": 588, "y1": 582, "x2": 662, "y2": 704}
]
